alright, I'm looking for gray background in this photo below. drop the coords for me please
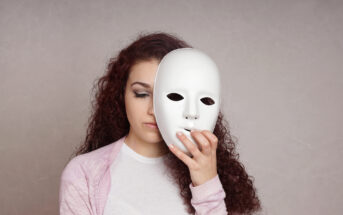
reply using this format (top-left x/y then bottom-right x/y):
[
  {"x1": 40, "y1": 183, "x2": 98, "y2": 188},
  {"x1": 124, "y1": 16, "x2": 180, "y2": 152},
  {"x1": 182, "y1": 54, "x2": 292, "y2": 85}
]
[{"x1": 1, "y1": 0, "x2": 342, "y2": 214}]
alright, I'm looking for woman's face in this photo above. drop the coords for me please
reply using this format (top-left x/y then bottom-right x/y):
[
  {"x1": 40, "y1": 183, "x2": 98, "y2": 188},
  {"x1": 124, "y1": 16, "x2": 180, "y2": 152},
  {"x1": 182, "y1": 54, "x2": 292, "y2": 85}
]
[{"x1": 124, "y1": 59, "x2": 163, "y2": 144}]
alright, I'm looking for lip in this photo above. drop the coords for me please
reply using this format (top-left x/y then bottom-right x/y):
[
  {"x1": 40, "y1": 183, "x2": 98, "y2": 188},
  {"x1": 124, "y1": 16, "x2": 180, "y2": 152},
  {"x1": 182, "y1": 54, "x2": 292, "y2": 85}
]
[{"x1": 144, "y1": 123, "x2": 158, "y2": 129}]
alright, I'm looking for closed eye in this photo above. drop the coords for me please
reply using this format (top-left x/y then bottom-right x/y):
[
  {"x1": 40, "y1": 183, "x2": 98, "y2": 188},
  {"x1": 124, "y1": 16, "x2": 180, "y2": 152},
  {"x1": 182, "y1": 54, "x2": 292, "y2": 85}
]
[{"x1": 134, "y1": 92, "x2": 149, "y2": 98}]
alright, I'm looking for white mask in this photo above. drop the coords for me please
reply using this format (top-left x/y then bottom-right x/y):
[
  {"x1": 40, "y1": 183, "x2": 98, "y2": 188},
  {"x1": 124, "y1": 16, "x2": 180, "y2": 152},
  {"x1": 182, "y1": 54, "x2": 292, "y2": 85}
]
[{"x1": 153, "y1": 48, "x2": 221, "y2": 156}]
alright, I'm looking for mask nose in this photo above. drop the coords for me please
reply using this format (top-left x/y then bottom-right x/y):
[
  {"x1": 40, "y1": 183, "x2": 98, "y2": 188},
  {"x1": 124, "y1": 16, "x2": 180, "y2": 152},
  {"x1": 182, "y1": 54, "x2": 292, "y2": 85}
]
[{"x1": 183, "y1": 99, "x2": 199, "y2": 120}]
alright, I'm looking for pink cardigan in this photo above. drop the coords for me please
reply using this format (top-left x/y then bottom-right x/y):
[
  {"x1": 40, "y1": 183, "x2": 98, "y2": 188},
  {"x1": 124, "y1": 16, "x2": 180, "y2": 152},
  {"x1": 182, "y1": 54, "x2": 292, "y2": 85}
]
[{"x1": 59, "y1": 135, "x2": 228, "y2": 215}]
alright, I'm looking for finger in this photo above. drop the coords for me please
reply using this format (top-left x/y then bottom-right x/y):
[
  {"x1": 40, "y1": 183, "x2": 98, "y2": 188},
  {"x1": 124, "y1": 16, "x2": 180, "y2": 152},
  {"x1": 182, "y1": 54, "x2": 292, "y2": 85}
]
[
  {"x1": 168, "y1": 143, "x2": 197, "y2": 169},
  {"x1": 191, "y1": 130, "x2": 211, "y2": 156},
  {"x1": 176, "y1": 132, "x2": 202, "y2": 159},
  {"x1": 201, "y1": 130, "x2": 219, "y2": 154}
]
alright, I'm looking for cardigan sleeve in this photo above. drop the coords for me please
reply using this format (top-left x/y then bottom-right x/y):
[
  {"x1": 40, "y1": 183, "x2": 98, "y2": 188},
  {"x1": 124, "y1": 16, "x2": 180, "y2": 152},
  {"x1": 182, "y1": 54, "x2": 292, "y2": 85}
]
[
  {"x1": 189, "y1": 174, "x2": 228, "y2": 215},
  {"x1": 59, "y1": 157, "x2": 93, "y2": 215}
]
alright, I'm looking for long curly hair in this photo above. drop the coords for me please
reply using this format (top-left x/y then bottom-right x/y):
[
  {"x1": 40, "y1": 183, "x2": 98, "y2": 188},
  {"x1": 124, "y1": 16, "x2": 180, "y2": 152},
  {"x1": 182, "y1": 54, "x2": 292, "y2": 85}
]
[{"x1": 72, "y1": 32, "x2": 261, "y2": 214}]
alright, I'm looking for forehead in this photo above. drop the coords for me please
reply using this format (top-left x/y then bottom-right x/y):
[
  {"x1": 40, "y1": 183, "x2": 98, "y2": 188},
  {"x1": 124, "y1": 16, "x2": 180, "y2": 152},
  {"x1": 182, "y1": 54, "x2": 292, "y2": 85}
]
[{"x1": 128, "y1": 59, "x2": 159, "y2": 87}]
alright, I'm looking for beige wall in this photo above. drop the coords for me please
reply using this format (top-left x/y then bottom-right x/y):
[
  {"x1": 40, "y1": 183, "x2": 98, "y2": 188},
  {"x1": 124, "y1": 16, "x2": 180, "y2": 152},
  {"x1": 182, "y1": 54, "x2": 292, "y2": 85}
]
[{"x1": 1, "y1": 0, "x2": 342, "y2": 214}]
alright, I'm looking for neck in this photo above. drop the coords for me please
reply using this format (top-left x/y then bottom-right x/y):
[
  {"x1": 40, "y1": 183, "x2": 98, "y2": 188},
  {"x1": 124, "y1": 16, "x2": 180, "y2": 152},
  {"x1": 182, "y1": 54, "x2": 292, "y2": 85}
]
[{"x1": 124, "y1": 130, "x2": 169, "y2": 158}]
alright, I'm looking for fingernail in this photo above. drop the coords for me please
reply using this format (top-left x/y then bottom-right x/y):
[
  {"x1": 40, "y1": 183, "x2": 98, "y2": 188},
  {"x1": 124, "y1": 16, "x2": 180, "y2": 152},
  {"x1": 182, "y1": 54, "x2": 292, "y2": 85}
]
[
  {"x1": 177, "y1": 132, "x2": 182, "y2": 136},
  {"x1": 169, "y1": 144, "x2": 174, "y2": 149}
]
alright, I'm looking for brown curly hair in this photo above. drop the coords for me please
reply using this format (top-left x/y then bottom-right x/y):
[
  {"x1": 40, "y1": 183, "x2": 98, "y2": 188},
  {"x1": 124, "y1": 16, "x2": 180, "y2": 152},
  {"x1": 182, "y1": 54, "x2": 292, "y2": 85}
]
[{"x1": 72, "y1": 32, "x2": 261, "y2": 214}]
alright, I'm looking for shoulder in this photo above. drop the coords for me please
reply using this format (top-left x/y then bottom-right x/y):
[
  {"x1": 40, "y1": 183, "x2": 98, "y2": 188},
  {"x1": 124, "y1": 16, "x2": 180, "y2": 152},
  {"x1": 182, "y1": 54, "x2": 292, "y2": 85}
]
[{"x1": 60, "y1": 137, "x2": 125, "y2": 183}]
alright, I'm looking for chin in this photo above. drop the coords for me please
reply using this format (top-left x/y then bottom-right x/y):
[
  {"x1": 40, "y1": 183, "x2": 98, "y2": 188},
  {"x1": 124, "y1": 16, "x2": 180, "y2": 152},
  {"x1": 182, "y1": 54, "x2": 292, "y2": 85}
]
[{"x1": 146, "y1": 132, "x2": 163, "y2": 141}]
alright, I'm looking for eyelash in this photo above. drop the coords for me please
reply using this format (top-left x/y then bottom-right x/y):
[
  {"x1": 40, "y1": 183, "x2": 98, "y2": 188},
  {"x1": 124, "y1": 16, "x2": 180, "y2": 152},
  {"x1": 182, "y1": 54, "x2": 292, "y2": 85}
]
[{"x1": 134, "y1": 91, "x2": 149, "y2": 98}]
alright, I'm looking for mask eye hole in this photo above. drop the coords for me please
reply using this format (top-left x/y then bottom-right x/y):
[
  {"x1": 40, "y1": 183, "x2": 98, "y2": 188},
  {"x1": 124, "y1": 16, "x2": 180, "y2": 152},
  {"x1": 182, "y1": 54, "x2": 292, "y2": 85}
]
[
  {"x1": 200, "y1": 97, "x2": 215, "y2": 105},
  {"x1": 167, "y1": 93, "x2": 184, "y2": 101}
]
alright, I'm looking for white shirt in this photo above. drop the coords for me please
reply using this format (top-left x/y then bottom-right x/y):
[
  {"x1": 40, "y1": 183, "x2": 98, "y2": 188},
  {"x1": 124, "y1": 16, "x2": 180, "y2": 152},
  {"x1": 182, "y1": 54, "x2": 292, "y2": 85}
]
[{"x1": 103, "y1": 141, "x2": 190, "y2": 215}]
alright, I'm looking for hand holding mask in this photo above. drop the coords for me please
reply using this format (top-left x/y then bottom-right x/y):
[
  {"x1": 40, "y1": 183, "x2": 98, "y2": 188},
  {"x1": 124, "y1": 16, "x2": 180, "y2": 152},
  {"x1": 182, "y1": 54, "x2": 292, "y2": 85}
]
[{"x1": 153, "y1": 48, "x2": 221, "y2": 157}]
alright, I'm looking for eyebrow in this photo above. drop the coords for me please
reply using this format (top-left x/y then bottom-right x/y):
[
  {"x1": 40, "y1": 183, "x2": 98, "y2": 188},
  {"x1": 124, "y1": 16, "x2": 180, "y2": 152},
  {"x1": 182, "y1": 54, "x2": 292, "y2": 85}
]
[{"x1": 131, "y1": 81, "x2": 151, "y2": 89}]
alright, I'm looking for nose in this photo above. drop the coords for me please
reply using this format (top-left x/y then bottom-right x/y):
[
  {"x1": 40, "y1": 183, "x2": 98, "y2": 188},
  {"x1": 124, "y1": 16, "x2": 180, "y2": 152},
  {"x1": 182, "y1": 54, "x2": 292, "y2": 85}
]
[
  {"x1": 148, "y1": 98, "x2": 155, "y2": 115},
  {"x1": 183, "y1": 99, "x2": 199, "y2": 120}
]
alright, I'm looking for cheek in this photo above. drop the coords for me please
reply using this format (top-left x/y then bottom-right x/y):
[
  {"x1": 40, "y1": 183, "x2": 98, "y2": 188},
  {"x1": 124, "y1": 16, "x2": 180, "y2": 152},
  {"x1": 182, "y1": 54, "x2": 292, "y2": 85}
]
[
  {"x1": 125, "y1": 94, "x2": 139, "y2": 124},
  {"x1": 125, "y1": 97, "x2": 148, "y2": 124}
]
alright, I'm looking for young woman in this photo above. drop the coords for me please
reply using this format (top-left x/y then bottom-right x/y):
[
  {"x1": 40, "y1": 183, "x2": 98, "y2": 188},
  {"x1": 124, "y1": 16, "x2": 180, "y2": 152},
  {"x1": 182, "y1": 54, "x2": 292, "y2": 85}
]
[{"x1": 59, "y1": 32, "x2": 261, "y2": 215}]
